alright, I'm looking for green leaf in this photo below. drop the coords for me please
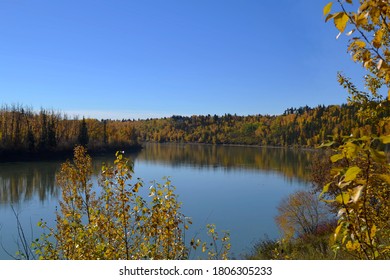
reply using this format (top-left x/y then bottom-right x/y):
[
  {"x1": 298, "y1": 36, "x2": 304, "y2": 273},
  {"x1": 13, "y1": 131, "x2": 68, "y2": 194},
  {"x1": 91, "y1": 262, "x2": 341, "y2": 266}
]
[
  {"x1": 344, "y1": 166, "x2": 361, "y2": 182},
  {"x1": 331, "y1": 153, "x2": 344, "y2": 163},
  {"x1": 334, "y1": 12, "x2": 349, "y2": 33},
  {"x1": 323, "y1": 2, "x2": 333, "y2": 16}
]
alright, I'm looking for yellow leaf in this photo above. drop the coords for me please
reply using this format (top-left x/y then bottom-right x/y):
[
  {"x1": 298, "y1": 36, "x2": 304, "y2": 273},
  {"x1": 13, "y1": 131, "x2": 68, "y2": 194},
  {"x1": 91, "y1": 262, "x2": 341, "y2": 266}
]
[
  {"x1": 358, "y1": 2, "x2": 369, "y2": 13},
  {"x1": 354, "y1": 40, "x2": 366, "y2": 49},
  {"x1": 325, "y1": 13, "x2": 335, "y2": 23},
  {"x1": 336, "y1": 192, "x2": 350, "y2": 204},
  {"x1": 369, "y1": 148, "x2": 386, "y2": 162},
  {"x1": 334, "y1": 223, "x2": 342, "y2": 239},
  {"x1": 323, "y1": 2, "x2": 333, "y2": 16},
  {"x1": 346, "y1": 240, "x2": 360, "y2": 251},
  {"x1": 334, "y1": 12, "x2": 349, "y2": 33},
  {"x1": 345, "y1": 141, "x2": 360, "y2": 159},
  {"x1": 373, "y1": 29, "x2": 383, "y2": 49},
  {"x1": 331, "y1": 153, "x2": 344, "y2": 163},
  {"x1": 370, "y1": 225, "x2": 377, "y2": 239},
  {"x1": 371, "y1": 7, "x2": 381, "y2": 24},
  {"x1": 356, "y1": 12, "x2": 368, "y2": 26},
  {"x1": 319, "y1": 182, "x2": 331, "y2": 198},
  {"x1": 202, "y1": 243, "x2": 207, "y2": 253},
  {"x1": 379, "y1": 174, "x2": 390, "y2": 185},
  {"x1": 344, "y1": 166, "x2": 361, "y2": 182}
]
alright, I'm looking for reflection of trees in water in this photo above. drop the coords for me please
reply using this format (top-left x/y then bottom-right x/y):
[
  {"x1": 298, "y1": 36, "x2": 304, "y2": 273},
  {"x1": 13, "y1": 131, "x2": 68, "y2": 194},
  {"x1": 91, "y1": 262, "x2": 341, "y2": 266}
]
[
  {"x1": 0, "y1": 162, "x2": 60, "y2": 205},
  {"x1": 139, "y1": 143, "x2": 316, "y2": 182},
  {"x1": 0, "y1": 144, "x2": 313, "y2": 205},
  {"x1": 0, "y1": 151, "x2": 141, "y2": 205}
]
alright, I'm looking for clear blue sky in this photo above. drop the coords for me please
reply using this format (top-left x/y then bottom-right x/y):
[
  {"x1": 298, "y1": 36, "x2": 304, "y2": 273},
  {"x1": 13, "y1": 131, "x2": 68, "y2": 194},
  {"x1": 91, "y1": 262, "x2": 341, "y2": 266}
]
[{"x1": 0, "y1": 0, "x2": 366, "y2": 119}]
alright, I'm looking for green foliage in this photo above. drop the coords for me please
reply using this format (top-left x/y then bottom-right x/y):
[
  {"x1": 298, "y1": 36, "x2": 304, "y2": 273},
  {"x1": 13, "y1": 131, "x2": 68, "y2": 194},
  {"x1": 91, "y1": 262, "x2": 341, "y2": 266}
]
[{"x1": 27, "y1": 146, "x2": 230, "y2": 260}]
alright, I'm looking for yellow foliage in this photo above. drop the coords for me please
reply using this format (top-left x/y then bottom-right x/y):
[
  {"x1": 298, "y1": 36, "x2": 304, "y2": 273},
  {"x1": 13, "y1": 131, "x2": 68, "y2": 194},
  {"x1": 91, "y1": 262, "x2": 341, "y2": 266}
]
[
  {"x1": 323, "y1": 0, "x2": 390, "y2": 259},
  {"x1": 30, "y1": 146, "x2": 230, "y2": 260}
]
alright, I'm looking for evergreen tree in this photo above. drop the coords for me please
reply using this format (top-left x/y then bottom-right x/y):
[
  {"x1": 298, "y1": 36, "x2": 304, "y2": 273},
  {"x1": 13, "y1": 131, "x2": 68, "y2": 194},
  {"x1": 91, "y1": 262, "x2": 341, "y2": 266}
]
[{"x1": 78, "y1": 117, "x2": 89, "y2": 147}]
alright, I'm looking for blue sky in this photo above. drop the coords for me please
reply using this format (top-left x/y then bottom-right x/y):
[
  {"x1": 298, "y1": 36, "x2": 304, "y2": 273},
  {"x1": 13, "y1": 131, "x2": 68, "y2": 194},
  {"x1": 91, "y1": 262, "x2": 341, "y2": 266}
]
[{"x1": 0, "y1": 0, "x2": 366, "y2": 119}]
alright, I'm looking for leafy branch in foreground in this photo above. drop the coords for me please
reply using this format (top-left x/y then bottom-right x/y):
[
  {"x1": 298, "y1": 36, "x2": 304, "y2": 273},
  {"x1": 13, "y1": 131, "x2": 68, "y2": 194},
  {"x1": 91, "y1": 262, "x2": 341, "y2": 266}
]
[
  {"x1": 24, "y1": 146, "x2": 229, "y2": 260},
  {"x1": 322, "y1": 0, "x2": 390, "y2": 259},
  {"x1": 320, "y1": 135, "x2": 390, "y2": 259}
]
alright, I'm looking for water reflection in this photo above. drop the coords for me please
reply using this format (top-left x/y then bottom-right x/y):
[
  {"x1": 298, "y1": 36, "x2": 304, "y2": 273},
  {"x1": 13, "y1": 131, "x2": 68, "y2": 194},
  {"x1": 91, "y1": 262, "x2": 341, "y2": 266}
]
[
  {"x1": 0, "y1": 161, "x2": 60, "y2": 205},
  {"x1": 0, "y1": 144, "x2": 315, "y2": 205},
  {"x1": 139, "y1": 143, "x2": 314, "y2": 182},
  {"x1": 0, "y1": 155, "x2": 136, "y2": 206}
]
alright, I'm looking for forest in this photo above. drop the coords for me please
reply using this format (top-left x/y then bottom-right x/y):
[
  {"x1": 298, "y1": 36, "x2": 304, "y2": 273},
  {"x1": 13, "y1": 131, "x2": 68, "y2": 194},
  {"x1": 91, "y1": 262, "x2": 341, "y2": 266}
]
[
  {"x1": 0, "y1": 104, "x2": 140, "y2": 159},
  {"x1": 132, "y1": 103, "x2": 390, "y2": 146},
  {"x1": 1, "y1": 102, "x2": 389, "y2": 161}
]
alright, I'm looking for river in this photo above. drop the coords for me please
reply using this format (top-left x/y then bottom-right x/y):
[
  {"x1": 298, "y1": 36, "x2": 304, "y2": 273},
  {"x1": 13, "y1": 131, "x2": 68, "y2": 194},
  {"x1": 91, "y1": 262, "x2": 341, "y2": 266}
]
[{"x1": 0, "y1": 143, "x2": 315, "y2": 259}]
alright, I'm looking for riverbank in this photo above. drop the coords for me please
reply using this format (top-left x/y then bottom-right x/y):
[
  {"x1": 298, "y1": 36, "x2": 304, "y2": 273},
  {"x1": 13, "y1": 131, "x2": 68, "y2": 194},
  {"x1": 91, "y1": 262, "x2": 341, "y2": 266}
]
[{"x1": 140, "y1": 140, "x2": 318, "y2": 151}]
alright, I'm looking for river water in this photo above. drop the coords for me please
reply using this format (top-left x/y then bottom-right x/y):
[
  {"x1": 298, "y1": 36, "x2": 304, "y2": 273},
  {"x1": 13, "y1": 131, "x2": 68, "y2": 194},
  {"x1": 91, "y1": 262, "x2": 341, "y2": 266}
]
[{"x1": 0, "y1": 143, "x2": 315, "y2": 259}]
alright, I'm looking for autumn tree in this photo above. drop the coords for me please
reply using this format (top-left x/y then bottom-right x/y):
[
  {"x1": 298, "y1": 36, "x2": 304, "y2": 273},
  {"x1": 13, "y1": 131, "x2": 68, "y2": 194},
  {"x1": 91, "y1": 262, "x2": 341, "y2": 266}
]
[
  {"x1": 276, "y1": 191, "x2": 330, "y2": 240},
  {"x1": 321, "y1": 0, "x2": 390, "y2": 259}
]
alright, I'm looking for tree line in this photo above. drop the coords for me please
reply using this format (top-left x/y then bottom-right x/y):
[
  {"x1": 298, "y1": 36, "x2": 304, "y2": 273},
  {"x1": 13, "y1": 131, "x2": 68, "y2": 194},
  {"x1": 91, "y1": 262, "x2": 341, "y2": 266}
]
[
  {"x1": 0, "y1": 104, "x2": 140, "y2": 159},
  {"x1": 1, "y1": 102, "x2": 389, "y2": 160},
  {"x1": 131, "y1": 103, "x2": 390, "y2": 147}
]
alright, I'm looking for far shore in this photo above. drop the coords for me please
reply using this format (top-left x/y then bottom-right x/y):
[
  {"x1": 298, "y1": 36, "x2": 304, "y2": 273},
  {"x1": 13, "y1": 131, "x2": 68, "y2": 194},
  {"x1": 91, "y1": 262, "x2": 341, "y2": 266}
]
[{"x1": 0, "y1": 144, "x2": 143, "y2": 163}]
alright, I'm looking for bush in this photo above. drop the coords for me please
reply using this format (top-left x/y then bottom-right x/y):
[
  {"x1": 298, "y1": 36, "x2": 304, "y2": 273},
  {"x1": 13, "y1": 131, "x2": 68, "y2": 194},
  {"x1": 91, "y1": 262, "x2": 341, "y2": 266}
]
[{"x1": 26, "y1": 146, "x2": 230, "y2": 260}]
